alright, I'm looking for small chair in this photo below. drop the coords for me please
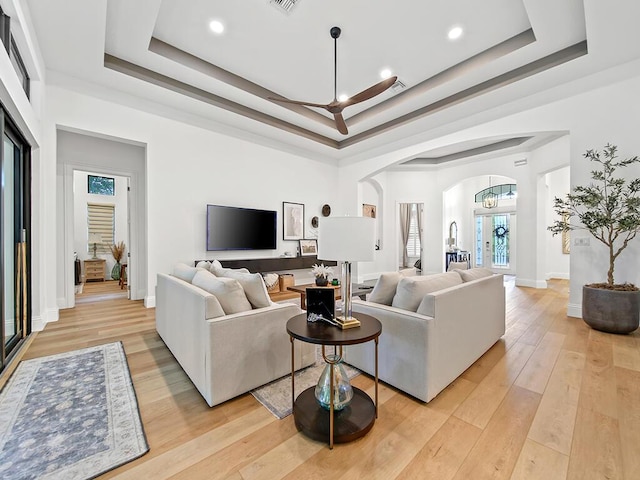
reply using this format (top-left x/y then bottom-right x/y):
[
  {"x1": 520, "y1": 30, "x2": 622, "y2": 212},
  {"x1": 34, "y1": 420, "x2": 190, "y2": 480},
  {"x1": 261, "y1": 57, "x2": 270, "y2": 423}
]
[{"x1": 119, "y1": 264, "x2": 127, "y2": 289}]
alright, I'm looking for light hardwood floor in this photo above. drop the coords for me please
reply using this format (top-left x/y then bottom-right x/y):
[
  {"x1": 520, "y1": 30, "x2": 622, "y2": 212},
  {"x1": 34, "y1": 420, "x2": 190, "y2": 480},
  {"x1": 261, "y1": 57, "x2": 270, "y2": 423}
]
[{"x1": 19, "y1": 278, "x2": 640, "y2": 479}]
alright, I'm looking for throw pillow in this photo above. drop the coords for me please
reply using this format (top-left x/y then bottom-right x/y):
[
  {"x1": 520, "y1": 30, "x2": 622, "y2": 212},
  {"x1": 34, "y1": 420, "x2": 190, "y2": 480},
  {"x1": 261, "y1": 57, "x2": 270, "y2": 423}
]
[
  {"x1": 218, "y1": 269, "x2": 271, "y2": 308},
  {"x1": 392, "y1": 272, "x2": 463, "y2": 312},
  {"x1": 192, "y1": 270, "x2": 253, "y2": 314},
  {"x1": 210, "y1": 262, "x2": 250, "y2": 277},
  {"x1": 458, "y1": 268, "x2": 494, "y2": 282},
  {"x1": 368, "y1": 272, "x2": 402, "y2": 305},
  {"x1": 196, "y1": 260, "x2": 212, "y2": 271},
  {"x1": 172, "y1": 263, "x2": 200, "y2": 283},
  {"x1": 447, "y1": 261, "x2": 469, "y2": 272}
]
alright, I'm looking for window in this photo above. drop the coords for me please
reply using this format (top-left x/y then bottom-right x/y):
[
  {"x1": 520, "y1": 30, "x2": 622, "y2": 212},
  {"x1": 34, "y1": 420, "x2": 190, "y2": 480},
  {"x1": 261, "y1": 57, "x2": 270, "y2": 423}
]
[
  {"x1": 87, "y1": 203, "x2": 115, "y2": 253},
  {"x1": 88, "y1": 175, "x2": 115, "y2": 195},
  {"x1": 0, "y1": 8, "x2": 30, "y2": 98},
  {"x1": 407, "y1": 204, "x2": 421, "y2": 257}
]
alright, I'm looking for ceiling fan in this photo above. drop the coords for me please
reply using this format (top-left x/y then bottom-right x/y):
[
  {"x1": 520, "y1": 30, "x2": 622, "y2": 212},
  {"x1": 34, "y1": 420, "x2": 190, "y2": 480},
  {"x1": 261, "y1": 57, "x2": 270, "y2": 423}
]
[{"x1": 269, "y1": 26, "x2": 397, "y2": 135}]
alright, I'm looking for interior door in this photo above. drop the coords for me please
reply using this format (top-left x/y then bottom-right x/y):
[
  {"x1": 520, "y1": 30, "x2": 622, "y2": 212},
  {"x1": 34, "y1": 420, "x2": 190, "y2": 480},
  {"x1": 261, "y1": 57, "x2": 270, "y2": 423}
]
[{"x1": 474, "y1": 212, "x2": 516, "y2": 274}]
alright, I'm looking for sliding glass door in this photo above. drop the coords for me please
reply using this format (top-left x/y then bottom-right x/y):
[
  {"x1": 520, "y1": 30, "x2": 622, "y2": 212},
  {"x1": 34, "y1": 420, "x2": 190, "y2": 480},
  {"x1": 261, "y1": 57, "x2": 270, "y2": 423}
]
[{"x1": 1, "y1": 114, "x2": 30, "y2": 371}]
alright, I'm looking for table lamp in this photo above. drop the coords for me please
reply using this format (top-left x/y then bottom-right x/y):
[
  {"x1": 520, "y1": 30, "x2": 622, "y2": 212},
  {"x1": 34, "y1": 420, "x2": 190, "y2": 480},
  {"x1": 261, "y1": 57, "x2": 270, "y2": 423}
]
[
  {"x1": 88, "y1": 233, "x2": 102, "y2": 259},
  {"x1": 318, "y1": 216, "x2": 375, "y2": 328}
]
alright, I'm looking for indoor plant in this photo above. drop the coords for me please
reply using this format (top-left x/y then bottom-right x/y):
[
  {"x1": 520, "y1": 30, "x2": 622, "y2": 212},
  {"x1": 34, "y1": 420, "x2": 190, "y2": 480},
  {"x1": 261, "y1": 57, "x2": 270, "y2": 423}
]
[
  {"x1": 548, "y1": 143, "x2": 640, "y2": 333},
  {"x1": 311, "y1": 263, "x2": 334, "y2": 286},
  {"x1": 109, "y1": 241, "x2": 126, "y2": 281}
]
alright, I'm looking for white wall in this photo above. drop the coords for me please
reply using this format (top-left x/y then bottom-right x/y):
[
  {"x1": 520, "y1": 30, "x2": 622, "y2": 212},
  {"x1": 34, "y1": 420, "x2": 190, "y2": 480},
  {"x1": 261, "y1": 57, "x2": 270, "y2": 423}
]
[
  {"x1": 44, "y1": 85, "x2": 340, "y2": 313},
  {"x1": 73, "y1": 171, "x2": 128, "y2": 279}
]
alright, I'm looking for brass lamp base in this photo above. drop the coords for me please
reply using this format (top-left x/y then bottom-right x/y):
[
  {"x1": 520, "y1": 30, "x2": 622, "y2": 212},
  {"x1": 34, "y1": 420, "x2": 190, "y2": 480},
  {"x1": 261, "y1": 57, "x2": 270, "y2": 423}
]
[{"x1": 335, "y1": 316, "x2": 361, "y2": 329}]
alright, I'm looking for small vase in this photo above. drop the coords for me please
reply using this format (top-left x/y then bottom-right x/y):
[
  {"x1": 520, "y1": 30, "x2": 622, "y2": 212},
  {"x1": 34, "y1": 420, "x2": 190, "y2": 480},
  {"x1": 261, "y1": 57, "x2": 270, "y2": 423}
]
[
  {"x1": 315, "y1": 276, "x2": 328, "y2": 286},
  {"x1": 111, "y1": 261, "x2": 121, "y2": 281},
  {"x1": 314, "y1": 354, "x2": 353, "y2": 411}
]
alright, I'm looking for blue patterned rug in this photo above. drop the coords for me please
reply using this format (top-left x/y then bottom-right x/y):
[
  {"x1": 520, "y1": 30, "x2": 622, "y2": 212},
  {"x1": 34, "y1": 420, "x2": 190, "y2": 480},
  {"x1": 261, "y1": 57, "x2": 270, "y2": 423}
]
[{"x1": 0, "y1": 342, "x2": 148, "y2": 480}]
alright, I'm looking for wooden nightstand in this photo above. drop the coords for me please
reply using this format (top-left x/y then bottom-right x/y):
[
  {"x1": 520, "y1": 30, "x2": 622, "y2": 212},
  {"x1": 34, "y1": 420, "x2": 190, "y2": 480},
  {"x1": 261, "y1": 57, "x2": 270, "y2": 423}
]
[{"x1": 84, "y1": 259, "x2": 106, "y2": 282}]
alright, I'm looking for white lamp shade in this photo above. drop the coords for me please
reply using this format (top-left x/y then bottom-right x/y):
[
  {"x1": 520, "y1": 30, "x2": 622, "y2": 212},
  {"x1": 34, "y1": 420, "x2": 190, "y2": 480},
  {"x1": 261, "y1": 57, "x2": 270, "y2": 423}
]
[
  {"x1": 317, "y1": 216, "x2": 375, "y2": 262},
  {"x1": 88, "y1": 233, "x2": 103, "y2": 244}
]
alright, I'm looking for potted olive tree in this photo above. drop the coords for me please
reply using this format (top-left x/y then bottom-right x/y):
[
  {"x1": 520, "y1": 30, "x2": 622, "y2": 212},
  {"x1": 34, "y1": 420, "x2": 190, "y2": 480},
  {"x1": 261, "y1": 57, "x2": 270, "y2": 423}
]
[{"x1": 548, "y1": 144, "x2": 640, "y2": 334}]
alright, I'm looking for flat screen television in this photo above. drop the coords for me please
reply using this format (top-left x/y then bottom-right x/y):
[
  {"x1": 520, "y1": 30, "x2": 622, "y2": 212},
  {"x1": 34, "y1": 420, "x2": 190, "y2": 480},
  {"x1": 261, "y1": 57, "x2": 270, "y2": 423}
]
[{"x1": 206, "y1": 204, "x2": 277, "y2": 251}]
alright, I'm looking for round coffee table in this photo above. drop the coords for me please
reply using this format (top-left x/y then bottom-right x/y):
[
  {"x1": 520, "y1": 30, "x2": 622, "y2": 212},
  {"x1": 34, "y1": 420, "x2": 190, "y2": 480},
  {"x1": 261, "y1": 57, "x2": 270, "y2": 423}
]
[{"x1": 286, "y1": 312, "x2": 382, "y2": 448}]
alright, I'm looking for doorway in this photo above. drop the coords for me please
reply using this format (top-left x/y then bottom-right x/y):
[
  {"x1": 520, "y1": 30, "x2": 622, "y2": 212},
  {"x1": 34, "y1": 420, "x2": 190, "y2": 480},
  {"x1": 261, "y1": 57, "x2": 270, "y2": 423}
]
[
  {"x1": 73, "y1": 170, "x2": 130, "y2": 303},
  {"x1": 474, "y1": 212, "x2": 516, "y2": 275}
]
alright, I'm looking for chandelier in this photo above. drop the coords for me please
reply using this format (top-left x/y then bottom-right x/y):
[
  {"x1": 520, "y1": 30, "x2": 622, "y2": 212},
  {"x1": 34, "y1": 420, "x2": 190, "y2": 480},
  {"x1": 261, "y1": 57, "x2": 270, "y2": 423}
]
[{"x1": 482, "y1": 176, "x2": 498, "y2": 209}]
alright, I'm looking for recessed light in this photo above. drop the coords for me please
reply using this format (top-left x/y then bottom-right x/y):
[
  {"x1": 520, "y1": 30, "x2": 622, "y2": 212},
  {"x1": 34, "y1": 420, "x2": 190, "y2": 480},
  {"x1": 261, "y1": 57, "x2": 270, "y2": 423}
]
[
  {"x1": 448, "y1": 26, "x2": 463, "y2": 40},
  {"x1": 338, "y1": 93, "x2": 349, "y2": 102},
  {"x1": 209, "y1": 20, "x2": 225, "y2": 34},
  {"x1": 380, "y1": 68, "x2": 393, "y2": 80}
]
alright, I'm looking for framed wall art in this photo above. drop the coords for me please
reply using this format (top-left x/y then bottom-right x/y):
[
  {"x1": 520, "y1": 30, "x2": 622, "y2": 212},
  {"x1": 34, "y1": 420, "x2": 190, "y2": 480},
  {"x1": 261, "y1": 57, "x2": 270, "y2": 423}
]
[
  {"x1": 363, "y1": 203, "x2": 376, "y2": 218},
  {"x1": 299, "y1": 239, "x2": 318, "y2": 256},
  {"x1": 283, "y1": 202, "x2": 304, "y2": 240}
]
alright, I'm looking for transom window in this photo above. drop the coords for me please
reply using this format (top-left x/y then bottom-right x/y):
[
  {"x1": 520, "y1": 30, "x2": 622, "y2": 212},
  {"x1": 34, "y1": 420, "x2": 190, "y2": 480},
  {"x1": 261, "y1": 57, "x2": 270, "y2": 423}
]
[{"x1": 88, "y1": 175, "x2": 115, "y2": 196}]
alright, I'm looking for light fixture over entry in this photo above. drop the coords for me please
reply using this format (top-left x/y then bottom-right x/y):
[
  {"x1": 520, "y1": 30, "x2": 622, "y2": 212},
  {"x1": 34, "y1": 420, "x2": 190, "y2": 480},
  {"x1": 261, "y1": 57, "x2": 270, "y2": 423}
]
[{"x1": 482, "y1": 176, "x2": 498, "y2": 209}]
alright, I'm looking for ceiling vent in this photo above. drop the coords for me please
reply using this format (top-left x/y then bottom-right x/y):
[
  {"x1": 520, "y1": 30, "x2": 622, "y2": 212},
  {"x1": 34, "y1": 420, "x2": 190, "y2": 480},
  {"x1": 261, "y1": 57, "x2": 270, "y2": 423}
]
[
  {"x1": 391, "y1": 79, "x2": 407, "y2": 94},
  {"x1": 514, "y1": 159, "x2": 528, "y2": 167},
  {"x1": 269, "y1": 0, "x2": 299, "y2": 14}
]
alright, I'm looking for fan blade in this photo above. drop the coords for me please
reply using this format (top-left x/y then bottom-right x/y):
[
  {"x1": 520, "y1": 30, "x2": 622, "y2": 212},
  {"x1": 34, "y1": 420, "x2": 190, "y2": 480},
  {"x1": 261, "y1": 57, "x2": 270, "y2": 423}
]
[
  {"x1": 267, "y1": 97, "x2": 329, "y2": 109},
  {"x1": 334, "y1": 113, "x2": 348, "y2": 135},
  {"x1": 342, "y1": 76, "x2": 398, "y2": 107}
]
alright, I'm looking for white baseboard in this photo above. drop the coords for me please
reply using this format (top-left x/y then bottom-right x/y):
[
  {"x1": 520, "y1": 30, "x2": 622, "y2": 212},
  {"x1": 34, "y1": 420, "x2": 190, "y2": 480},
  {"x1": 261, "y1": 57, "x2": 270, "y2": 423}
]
[
  {"x1": 515, "y1": 277, "x2": 548, "y2": 289},
  {"x1": 32, "y1": 315, "x2": 46, "y2": 332},
  {"x1": 144, "y1": 295, "x2": 155, "y2": 308},
  {"x1": 567, "y1": 303, "x2": 582, "y2": 318}
]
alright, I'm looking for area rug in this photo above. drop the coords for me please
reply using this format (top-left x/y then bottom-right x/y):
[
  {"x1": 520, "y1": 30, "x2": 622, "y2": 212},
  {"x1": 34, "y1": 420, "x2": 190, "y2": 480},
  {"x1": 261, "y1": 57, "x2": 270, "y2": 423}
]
[
  {"x1": 0, "y1": 342, "x2": 148, "y2": 480},
  {"x1": 251, "y1": 346, "x2": 360, "y2": 419}
]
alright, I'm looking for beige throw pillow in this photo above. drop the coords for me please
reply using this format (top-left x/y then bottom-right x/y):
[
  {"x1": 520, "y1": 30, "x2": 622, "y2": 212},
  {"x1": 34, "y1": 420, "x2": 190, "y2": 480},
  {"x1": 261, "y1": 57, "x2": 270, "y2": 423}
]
[
  {"x1": 447, "y1": 261, "x2": 469, "y2": 272},
  {"x1": 392, "y1": 272, "x2": 463, "y2": 312},
  {"x1": 458, "y1": 268, "x2": 494, "y2": 282},
  {"x1": 218, "y1": 270, "x2": 271, "y2": 308},
  {"x1": 192, "y1": 270, "x2": 253, "y2": 314},
  {"x1": 172, "y1": 263, "x2": 200, "y2": 283},
  {"x1": 368, "y1": 272, "x2": 402, "y2": 305}
]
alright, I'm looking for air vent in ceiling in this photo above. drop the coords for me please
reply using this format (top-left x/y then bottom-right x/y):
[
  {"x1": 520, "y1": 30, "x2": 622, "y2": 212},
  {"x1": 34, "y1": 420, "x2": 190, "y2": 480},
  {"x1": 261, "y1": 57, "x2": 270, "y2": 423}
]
[
  {"x1": 269, "y1": 0, "x2": 299, "y2": 14},
  {"x1": 514, "y1": 159, "x2": 528, "y2": 166},
  {"x1": 391, "y1": 79, "x2": 407, "y2": 94}
]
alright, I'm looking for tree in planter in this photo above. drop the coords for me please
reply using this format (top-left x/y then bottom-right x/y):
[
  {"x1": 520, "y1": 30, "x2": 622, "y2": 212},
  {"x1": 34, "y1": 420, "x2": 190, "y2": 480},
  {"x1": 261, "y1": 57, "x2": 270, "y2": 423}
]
[{"x1": 548, "y1": 144, "x2": 640, "y2": 291}]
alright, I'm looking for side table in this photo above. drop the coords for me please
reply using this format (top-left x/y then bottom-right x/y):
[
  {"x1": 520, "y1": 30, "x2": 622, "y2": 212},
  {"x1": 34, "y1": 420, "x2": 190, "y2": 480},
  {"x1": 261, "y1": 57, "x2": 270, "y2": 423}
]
[{"x1": 286, "y1": 313, "x2": 382, "y2": 448}]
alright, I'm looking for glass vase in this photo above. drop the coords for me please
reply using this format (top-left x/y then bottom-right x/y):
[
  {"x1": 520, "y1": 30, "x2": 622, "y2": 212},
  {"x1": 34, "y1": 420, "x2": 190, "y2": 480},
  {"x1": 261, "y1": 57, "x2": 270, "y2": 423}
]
[
  {"x1": 314, "y1": 354, "x2": 353, "y2": 411},
  {"x1": 111, "y1": 261, "x2": 121, "y2": 280}
]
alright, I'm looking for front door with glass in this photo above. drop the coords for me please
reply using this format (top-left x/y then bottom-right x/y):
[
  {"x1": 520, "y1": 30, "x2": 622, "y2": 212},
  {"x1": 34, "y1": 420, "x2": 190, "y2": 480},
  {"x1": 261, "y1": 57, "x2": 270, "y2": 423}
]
[{"x1": 474, "y1": 212, "x2": 516, "y2": 274}]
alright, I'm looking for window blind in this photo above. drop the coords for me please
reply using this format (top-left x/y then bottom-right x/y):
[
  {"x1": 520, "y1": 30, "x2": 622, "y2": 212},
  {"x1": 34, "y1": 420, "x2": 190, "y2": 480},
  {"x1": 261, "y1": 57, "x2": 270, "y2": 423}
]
[{"x1": 87, "y1": 203, "x2": 115, "y2": 253}]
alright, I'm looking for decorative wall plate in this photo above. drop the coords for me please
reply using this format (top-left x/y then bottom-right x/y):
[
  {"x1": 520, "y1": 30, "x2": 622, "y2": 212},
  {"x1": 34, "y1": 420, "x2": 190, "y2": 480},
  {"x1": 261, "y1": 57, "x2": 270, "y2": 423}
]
[
  {"x1": 311, "y1": 216, "x2": 319, "y2": 228},
  {"x1": 321, "y1": 204, "x2": 331, "y2": 217}
]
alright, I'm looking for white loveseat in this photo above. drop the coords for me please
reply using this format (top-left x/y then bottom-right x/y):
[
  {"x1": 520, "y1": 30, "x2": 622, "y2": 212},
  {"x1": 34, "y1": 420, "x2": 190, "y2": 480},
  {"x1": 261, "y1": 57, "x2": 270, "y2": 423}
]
[
  {"x1": 156, "y1": 263, "x2": 315, "y2": 407},
  {"x1": 345, "y1": 268, "x2": 505, "y2": 403}
]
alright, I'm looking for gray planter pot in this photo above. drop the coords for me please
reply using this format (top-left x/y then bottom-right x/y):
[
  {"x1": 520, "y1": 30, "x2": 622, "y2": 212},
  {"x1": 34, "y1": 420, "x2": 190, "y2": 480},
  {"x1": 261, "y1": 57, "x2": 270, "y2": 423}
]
[{"x1": 582, "y1": 285, "x2": 640, "y2": 334}]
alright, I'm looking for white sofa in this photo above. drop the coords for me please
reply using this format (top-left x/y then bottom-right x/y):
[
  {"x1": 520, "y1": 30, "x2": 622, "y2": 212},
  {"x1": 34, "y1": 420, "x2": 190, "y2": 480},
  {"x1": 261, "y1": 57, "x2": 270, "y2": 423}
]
[
  {"x1": 345, "y1": 268, "x2": 505, "y2": 403},
  {"x1": 156, "y1": 263, "x2": 315, "y2": 407}
]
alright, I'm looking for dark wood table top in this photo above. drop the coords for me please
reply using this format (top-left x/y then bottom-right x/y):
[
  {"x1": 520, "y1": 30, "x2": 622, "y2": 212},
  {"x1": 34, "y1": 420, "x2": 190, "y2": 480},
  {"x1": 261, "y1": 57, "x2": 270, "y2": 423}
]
[{"x1": 286, "y1": 312, "x2": 381, "y2": 345}]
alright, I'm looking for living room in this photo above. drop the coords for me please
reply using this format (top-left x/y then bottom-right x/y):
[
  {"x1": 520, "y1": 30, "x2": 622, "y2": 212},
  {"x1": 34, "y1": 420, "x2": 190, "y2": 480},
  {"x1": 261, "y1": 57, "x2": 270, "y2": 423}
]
[{"x1": 1, "y1": 0, "x2": 640, "y2": 478}]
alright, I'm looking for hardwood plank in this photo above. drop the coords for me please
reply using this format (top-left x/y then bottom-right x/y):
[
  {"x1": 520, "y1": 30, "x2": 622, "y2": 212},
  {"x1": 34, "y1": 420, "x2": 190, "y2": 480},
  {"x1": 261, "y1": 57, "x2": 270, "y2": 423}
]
[
  {"x1": 510, "y1": 439, "x2": 569, "y2": 480},
  {"x1": 612, "y1": 333, "x2": 640, "y2": 372},
  {"x1": 454, "y1": 341, "x2": 536, "y2": 429},
  {"x1": 396, "y1": 416, "x2": 482, "y2": 480},
  {"x1": 615, "y1": 366, "x2": 640, "y2": 478},
  {"x1": 515, "y1": 331, "x2": 565, "y2": 394},
  {"x1": 527, "y1": 350, "x2": 586, "y2": 455},
  {"x1": 452, "y1": 386, "x2": 541, "y2": 480}
]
